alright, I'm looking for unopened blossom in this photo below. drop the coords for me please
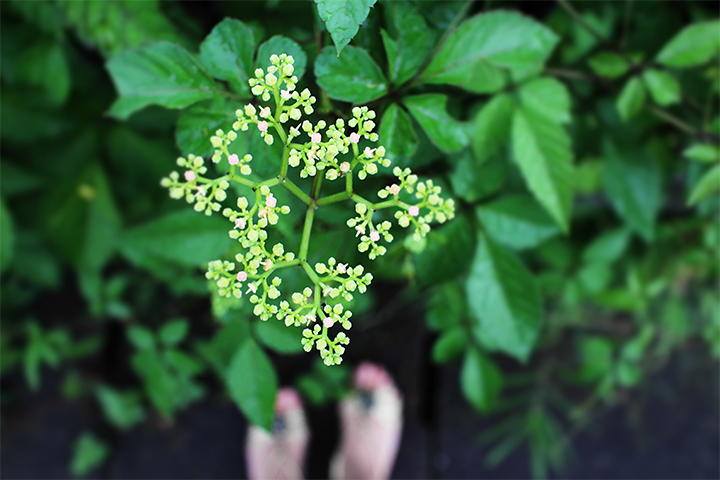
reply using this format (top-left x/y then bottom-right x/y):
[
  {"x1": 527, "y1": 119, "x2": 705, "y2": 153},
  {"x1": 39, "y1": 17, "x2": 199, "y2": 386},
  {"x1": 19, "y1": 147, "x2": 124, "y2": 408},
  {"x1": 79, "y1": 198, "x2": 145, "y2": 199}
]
[
  {"x1": 370, "y1": 231, "x2": 380, "y2": 242},
  {"x1": 247, "y1": 283, "x2": 257, "y2": 294},
  {"x1": 409, "y1": 206, "x2": 420, "y2": 216},
  {"x1": 235, "y1": 218, "x2": 246, "y2": 229},
  {"x1": 237, "y1": 271, "x2": 248, "y2": 282},
  {"x1": 184, "y1": 170, "x2": 196, "y2": 181},
  {"x1": 340, "y1": 162, "x2": 350, "y2": 173},
  {"x1": 266, "y1": 194, "x2": 277, "y2": 208},
  {"x1": 305, "y1": 314, "x2": 316, "y2": 324},
  {"x1": 389, "y1": 184, "x2": 400, "y2": 195},
  {"x1": 349, "y1": 132, "x2": 360, "y2": 143},
  {"x1": 355, "y1": 225, "x2": 365, "y2": 236},
  {"x1": 324, "y1": 317, "x2": 334, "y2": 328},
  {"x1": 311, "y1": 132, "x2": 321, "y2": 143},
  {"x1": 258, "y1": 121, "x2": 269, "y2": 132},
  {"x1": 364, "y1": 147, "x2": 375, "y2": 158},
  {"x1": 281, "y1": 89, "x2": 292, "y2": 100},
  {"x1": 263, "y1": 259, "x2": 273, "y2": 271},
  {"x1": 337, "y1": 263, "x2": 347, "y2": 274},
  {"x1": 260, "y1": 106, "x2": 271, "y2": 118},
  {"x1": 228, "y1": 154, "x2": 239, "y2": 165}
]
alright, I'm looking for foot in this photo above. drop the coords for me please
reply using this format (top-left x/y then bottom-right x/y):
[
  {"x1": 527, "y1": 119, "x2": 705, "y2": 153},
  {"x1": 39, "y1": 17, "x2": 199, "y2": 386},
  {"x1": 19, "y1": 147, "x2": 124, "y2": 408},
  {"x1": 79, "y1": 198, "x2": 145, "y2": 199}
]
[
  {"x1": 330, "y1": 363, "x2": 403, "y2": 480},
  {"x1": 246, "y1": 388, "x2": 309, "y2": 480}
]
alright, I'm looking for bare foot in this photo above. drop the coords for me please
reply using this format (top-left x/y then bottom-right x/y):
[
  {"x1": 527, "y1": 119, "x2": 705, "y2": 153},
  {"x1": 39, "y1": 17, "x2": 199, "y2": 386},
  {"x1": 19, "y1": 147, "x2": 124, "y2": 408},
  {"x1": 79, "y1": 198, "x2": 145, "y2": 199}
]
[
  {"x1": 246, "y1": 388, "x2": 309, "y2": 480},
  {"x1": 330, "y1": 363, "x2": 403, "y2": 480}
]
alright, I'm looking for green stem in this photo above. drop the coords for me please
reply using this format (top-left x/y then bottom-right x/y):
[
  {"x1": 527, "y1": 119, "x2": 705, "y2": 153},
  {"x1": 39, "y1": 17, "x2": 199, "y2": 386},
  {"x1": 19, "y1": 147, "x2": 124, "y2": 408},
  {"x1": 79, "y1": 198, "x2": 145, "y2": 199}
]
[
  {"x1": 282, "y1": 178, "x2": 313, "y2": 205},
  {"x1": 230, "y1": 174, "x2": 257, "y2": 189},
  {"x1": 299, "y1": 205, "x2": 316, "y2": 260},
  {"x1": 316, "y1": 191, "x2": 351, "y2": 206},
  {"x1": 311, "y1": 173, "x2": 324, "y2": 199},
  {"x1": 257, "y1": 177, "x2": 282, "y2": 189},
  {"x1": 556, "y1": 0, "x2": 604, "y2": 43},
  {"x1": 644, "y1": 105, "x2": 696, "y2": 135}
]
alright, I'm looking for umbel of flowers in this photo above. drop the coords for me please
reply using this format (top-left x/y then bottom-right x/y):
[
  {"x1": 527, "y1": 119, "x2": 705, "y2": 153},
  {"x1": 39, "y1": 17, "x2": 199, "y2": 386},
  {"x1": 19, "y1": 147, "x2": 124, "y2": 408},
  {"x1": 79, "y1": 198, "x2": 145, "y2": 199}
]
[{"x1": 161, "y1": 54, "x2": 455, "y2": 365}]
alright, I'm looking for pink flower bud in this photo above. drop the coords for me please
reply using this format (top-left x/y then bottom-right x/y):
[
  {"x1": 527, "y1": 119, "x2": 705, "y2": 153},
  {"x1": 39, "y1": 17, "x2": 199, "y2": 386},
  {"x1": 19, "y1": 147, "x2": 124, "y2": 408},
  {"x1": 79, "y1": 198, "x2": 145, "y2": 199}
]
[
  {"x1": 349, "y1": 132, "x2": 360, "y2": 143},
  {"x1": 228, "y1": 154, "x2": 239, "y2": 165},
  {"x1": 184, "y1": 170, "x2": 196, "y2": 181},
  {"x1": 237, "y1": 271, "x2": 248, "y2": 282},
  {"x1": 260, "y1": 107, "x2": 271, "y2": 118},
  {"x1": 235, "y1": 218, "x2": 246, "y2": 229},
  {"x1": 340, "y1": 162, "x2": 350, "y2": 173},
  {"x1": 266, "y1": 195, "x2": 277, "y2": 208},
  {"x1": 281, "y1": 90, "x2": 292, "y2": 100},
  {"x1": 337, "y1": 263, "x2": 347, "y2": 274},
  {"x1": 258, "y1": 121, "x2": 269, "y2": 132},
  {"x1": 364, "y1": 147, "x2": 375, "y2": 158},
  {"x1": 408, "y1": 206, "x2": 420, "y2": 216},
  {"x1": 247, "y1": 283, "x2": 257, "y2": 294},
  {"x1": 355, "y1": 225, "x2": 365, "y2": 236},
  {"x1": 389, "y1": 184, "x2": 400, "y2": 195},
  {"x1": 370, "y1": 231, "x2": 380, "y2": 242},
  {"x1": 324, "y1": 317, "x2": 335, "y2": 328},
  {"x1": 311, "y1": 132, "x2": 321, "y2": 143}
]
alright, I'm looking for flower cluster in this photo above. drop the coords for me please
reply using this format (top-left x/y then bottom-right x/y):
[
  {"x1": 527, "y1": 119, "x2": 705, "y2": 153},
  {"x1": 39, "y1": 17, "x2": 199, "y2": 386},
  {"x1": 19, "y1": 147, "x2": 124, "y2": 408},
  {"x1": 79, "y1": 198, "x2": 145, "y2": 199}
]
[{"x1": 160, "y1": 155, "x2": 230, "y2": 215}]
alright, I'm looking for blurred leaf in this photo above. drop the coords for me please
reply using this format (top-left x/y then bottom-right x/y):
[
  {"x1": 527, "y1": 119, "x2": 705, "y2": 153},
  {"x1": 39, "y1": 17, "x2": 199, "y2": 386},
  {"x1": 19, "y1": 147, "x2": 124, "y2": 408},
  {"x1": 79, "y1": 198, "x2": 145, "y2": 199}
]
[
  {"x1": 314, "y1": 46, "x2": 388, "y2": 103},
  {"x1": 176, "y1": 98, "x2": 243, "y2": 156},
  {"x1": 472, "y1": 93, "x2": 514, "y2": 165},
  {"x1": 576, "y1": 336, "x2": 614, "y2": 383},
  {"x1": 602, "y1": 141, "x2": 661, "y2": 242},
  {"x1": 15, "y1": 40, "x2": 70, "y2": 105},
  {"x1": 581, "y1": 227, "x2": 631, "y2": 264},
  {"x1": 587, "y1": 51, "x2": 630, "y2": 78},
  {"x1": 683, "y1": 143, "x2": 720, "y2": 163},
  {"x1": 426, "y1": 282, "x2": 466, "y2": 331},
  {"x1": 577, "y1": 263, "x2": 612, "y2": 295},
  {"x1": 95, "y1": 385, "x2": 145, "y2": 430},
  {"x1": 461, "y1": 348, "x2": 503, "y2": 412},
  {"x1": 107, "y1": 42, "x2": 223, "y2": 119},
  {"x1": 616, "y1": 77, "x2": 645, "y2": 121},
  {"x1": 1, "y1": 163, "x2": 43, "y2": 197},
  {"x1": 450, "y1": 150, "x2": 507, "y2": 203},
  {"x1": 420, "y1": 11, "x2": 558, "y2": 93},
  {"x1": 254, "y1": 320, "x2": 304, "y2": 354},
  {"x1": 195, "y1": 316, "x2": 251, "y2": 375},
  {"x1": 687, "y1": 164, "x2": 720, "y2": 206},
  {"x1": 403, "y1": 94, "x2": 468, "y2": 153},
  {"x1": 414, "y1": 214, "x2": 475, "y2": 287},
  {"x1": 0, "y1": 200, "x2": 15, "y2": 274},
  {"x1": 199, "y1": 18, "x2": 255, "y2": 96},
  {"x1": 517, "y1": 77, "x2": 571, "y2": 124},
  {"x1": 227, "y1": 338, "x2": 278, "y2": 430},
  {"x1": 465, "y1": 235, "x2": 542, "y2": 362},
  {"x1": 656, "y1": 20, "x2": 720, "y2": 68},
  {"x1": 381, "y1": 2, "x2": 433, "y2": 85},
  {"x1": 642, "y1": 69, "x2": 680, "y2": 106},
  {"x1": 131, "y1": 349, "x2": 176, "y2": 418},
  {"x1": 378, "y1": 103, "x2": 418, "y2": 164},
  {"x1": 432, "y1": 327, "x2": 467, "y2": 363},
  {"x1": 159, "y1": 319, "x2": 189, "y2": 347},
  {"x1": 315, "y1": 0, "x2": 377, "y2": 55},
  {"x1": 616, "y1": 360, "x2": 642, "y2": 387},
  {"x1": 165, "y1": 350, "x2": 204, "y2": 376},
  {"x1": 511, "y1": 108, "x2": 574, "y2": 232},
  {"x1": 127, "y1": 326, "x2": 155, "y2": 351},
  {"x1": 257, "y1": 35, "x2": 308, "y2": 81},
  {"x1": 476, "y1": 194, "x2": 559, "y2": 250},
  {"x1": 70, "y1": 432, "x2": 108, "y2": 477}
]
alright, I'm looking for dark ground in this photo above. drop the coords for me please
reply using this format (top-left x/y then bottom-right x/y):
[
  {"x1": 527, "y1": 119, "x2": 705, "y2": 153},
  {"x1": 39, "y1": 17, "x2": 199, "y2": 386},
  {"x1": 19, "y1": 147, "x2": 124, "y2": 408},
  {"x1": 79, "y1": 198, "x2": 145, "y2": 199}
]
[{"x1": 2, "y1": 300, "x2": 719, "y2": 479}]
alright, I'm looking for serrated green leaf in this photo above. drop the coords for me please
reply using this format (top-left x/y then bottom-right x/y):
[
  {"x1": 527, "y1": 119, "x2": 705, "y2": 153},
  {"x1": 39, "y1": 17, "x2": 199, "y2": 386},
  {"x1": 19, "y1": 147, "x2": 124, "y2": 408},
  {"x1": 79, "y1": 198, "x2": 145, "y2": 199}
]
[
  {"x1": 70, "y1": 432, "x2": 109, "y2": 477},
  {"x1": 581, "y1": 228, "x2": 631, "y2": 264},
  {"x1": 450, "y1": 150, "x2": 507, "y2": 203},
  {"x1": 420, "y1": 11, "x2": 558, "y2": 93},
  {"x1": 256, "y1": 35, "x2": 308, "y2": 80},
  {"x1": 95, "y1": 385, "x2": 145, "y2": 430},
  {"x1": 511, "y1": 108, "x2": 574, "y2": 232},
  {"x1": 517, "y1": 77, "x2": 571, "y2": 124},
  {"x1": 315, "y1": 0, "x2": 377, "y2": 55},
  {"x1": 378, "y1": 103, "x2": 418, "y2": 163},
  {"x1": 381, "y1": 2, "x2": 433, "y2": 85},
  {"x1": 642, "y1": 69, "x2": 680, "y2": 106},
  {"x1": 227, "y1": 338, "x2": 278, "y2": 430},
  {"x1": 602, "y1": 141, "x2": 661, "y2": 242},
  {"x1": 176, "y1": 98, "x2": 245, "y2": 156},
  {"x1": 684, "y1": 143, "x2": 720, "y2": 163},
  {"x1": 314, "y1": 46, "x2": 387, "y2": 103},
  {"x1": 461, "y1": 348, "x2": 503, "y2": 412},
  {"x1": 465, "y1": 235, "x2": 542, "y2": 362},
  {"x1": 403, "y1": 94, "x2": 468, "y2": 153},
  {"x1": 472, "y1": 93, "x2": 514, "y2": 164},
  {"x1": 127, "y1": 326, "x2": 155, "y2": 350},
  {"x1": 159, "y1": 319, "x2": 189, "y2": 346},
  {"x1": 199, "y1": 18, "x2": 255, "y2": 96},
  {"x1": 121, "y1": 210, "x2": 233, "y2": 268},
  {"x1": 616, "y1": 76, "x2": 646, "y2": 121},
  {"x1": 432, "y1": 327, "x2": 467, "y2": 363},
  {"x1": 0, "y1": 200, "x2": 15, "y2": 274},
  {"x1": 687, "y1": 164, "x2": 720, "y2": 206},
  {"x1": 476, "y1": 194, "x2": 559, "y2": 250},
  {"x1": 656, "y1": 20, "x2": 720, "y2": 68},
  {"x1": 253, "y1": 320, "x2": 304, "y2": 354},
  {"x1": 587, "y1": 51, "x2": 630, "y2": 78},
  {"x1": 414, "y1": 214, "x2": 476, "y2": 286},
  {"x1": 107, "y1": 42, "x2": 223, "y2": 119}
]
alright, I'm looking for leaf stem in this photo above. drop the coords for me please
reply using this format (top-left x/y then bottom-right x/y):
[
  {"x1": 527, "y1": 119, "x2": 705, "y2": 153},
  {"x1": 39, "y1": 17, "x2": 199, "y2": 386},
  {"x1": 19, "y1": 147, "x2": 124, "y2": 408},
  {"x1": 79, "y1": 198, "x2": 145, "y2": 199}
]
[{"x1": 298, "y1": 204, "x2": 316, "y2": 260}]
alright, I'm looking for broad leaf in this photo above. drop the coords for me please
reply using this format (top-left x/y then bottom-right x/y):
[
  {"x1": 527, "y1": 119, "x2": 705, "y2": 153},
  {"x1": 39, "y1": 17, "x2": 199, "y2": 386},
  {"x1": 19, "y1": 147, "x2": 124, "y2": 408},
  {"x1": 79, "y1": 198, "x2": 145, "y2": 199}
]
[
  {"x1": 476, "y1": 194, "x2": 559, "y2": 250},
  {"x1": 616, "y1": 76, "x2": 645, "y2": 121},
  {"x1": 461, "y1": 348, "x2": 503, "y2": 412},
  {"x1": 159, "y1": 319, "x2": 189, "y2": 346},
  {"x1": 511, "y1": 108, "x2": 574, "y2": 232},
  {"x1": 70, "y1": 432, "x2": 109, "y2": 477},
  {"x1": 517, "y1": 77, "x2": 571, "y2": 124},
  {"x1": 107, "y1": 42, "x2": 222, "y2": 119},
  {"x1": 176, "y1": 98, "x2": 244, "y2": 156},
  {"x1": 95, "y1": 385, "x2": 145, "y2": 430},
  {"x1": 0, "y1": 200, "x2": 15, "y2": 274},
  {"x1": 472, "y1": 93, "x2": 514, "y2": 164},
  {"x1": 642, "y1": 69, "x2": 680, "y2": 106},
  {"x1": 254, "y1": 320, "x2": 304, "y2": 354},
  {"x1": 420, "y1": 11, "x2": 558, "y2": 93},
  {"x1": 15, "y1": 40, "x2": 70, "y2": 105},
  {"x1": 377, "y1": 103, "x2": 418, "y2": 163},
  {"x1": 127, "y1": 326, "x2": 155, "y2": 351},
  {"x1": 450, "y1": 150, "x2": 507, "y2": 203},
  {"x1": 587, "y1": 51, "x2": 630, "y2": 78},
  {"x1": 426, "y1": 282, "x2": 466, "y2": 331},
  {"x1": 199, "y1": 18, "x2": 255, "y2": 96},
  {"x1": 465, "y1": 235, "x2": 542, "y2": 362},
  {"x1": 403, "y1": 94, "x2": 468, "y2": 153},
  {"x1": 601, "y1": 141, "x2": 661, "y2": 242},
  {"x1": 687, "y1": 164, "x2": 720, "y2": 206},
  {"x1": 381, "y1": 2, "x2": 433, "y2": 85},
  {"x1": 656, "y1": 20, "x2": 720, "y2": 68},
  {"x1": 581, "y1": 228, "x2": 631, "y2": 264},
  {"x1": 414, "y1": 213, "x2": 475, "y2": 286},
  {"x1": 257, "y1": 35, "x2": 308, "y2": 80},
  {"x1": 315, "y1": 0, "x2": 378, "y2": 55},
  {"x1": 683, "y1": 143, "x2": 720, "y2": 163},
  {"x1": 432, "y1": 327, "x2": 467, "y2": 363},
  {"x1": 314, "y1": 46, "x2": 387, "y2": 103},
  {"x1": 227, "y1": 338, "x2": 278, "y2": 430}
]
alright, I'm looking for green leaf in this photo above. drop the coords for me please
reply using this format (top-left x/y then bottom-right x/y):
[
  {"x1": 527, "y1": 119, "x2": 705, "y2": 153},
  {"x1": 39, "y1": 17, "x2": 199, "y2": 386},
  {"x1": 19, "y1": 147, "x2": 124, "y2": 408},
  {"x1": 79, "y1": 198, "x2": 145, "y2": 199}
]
[
  {"x1": 587, "y1": 51, "x2": 630, "y2": 78},
  {"x1": 450, "y1": 150, "x2": 507, "y2": 203},
  {"x1": 0, "y1": 200, "x2": 15, "y2": 274},
  {"x1": 420, "y1": 11, "x2": 558, "y2": 93},
  {"x1": 403, "y1": 94, "x2": 468, "y2": 153},
  {"x1": 253, "y1": 320, "x2": 304, "y2": 354},
  {"x1": 127, "y1": 326, "x2": 155, "y2": 350},
  {"x1": 95, "y1": 385, "x2": 145, "y2": 430},
  {"x1": 511, "y1": 108, "x2": 574, "y2": 232},
  {"x1": 465, "y1": 235, "x2": 542, "y2": 362},
  {"x1": 517, "y1": 77, "x2": 571, "y2": 124},
  {"x1": 15, "y1": 40, "x2": 70, "y2": 105},
  {"x1": 414, "y1": 214, "x2": 476, "y2": 287},
  {"x1": 616, "y1": 76, "x2": 646, "y2": 121},
  {"x1": 164, "y1": 350, "x2": 204, "y2": 377},
  {"x1": 314, "y1": 0, "x2": 377, "y2": 55},
  {"x1": 642, "y1": 69, "x2": 680, "y2": 106},
  {"x1": 107, "y1": 42, "x2": 222, "y2": 119},
  {"x1": 476, "y1": 194, "x2": 559, "y2": 250},
  {"x1": 472, "y1": 93, "x2": 514, "y2": 164},
  {"x1": 581, "y1": 228, "x2": 631, "y2": 264},
  {"x1": 576, "y1": 336, "x2": 614, "y2": 383},
  {"x1": 684, "y1": 143, "x2": 720, "y2": 163},
  {"x1": 687, "y1": 164, "x2": 720, "y2": 206},
  {"x1": 0, "y1": 163, "x2": 43, "y2": 197},
  {"x1": 122, "y1": 210, "x2": 233, "y2": 268},
  {"x1": 378, "y1": 103, "x2": 418, "y2": 163},
  {"x1": 426, "y1": 282, "x2": 466, "y2": 331},
  {"x1": 381, "y1": 2, "x2": 433, "y2": 85},
  {"x1": 176, "y1": 98, "x2": 244, "y2": 156},
  {"x1": 432, "y1": 327, "x2": 467, "y2": 363},
  {"x1": 159, "y1": 319, "x2": 189, "y2": 347},
  {"x1": 656, "y1": 20, "x2": 720, "y2": 68},
  {"x1": 602, "y1": 141, "x2": 661, "y2": 242},
  {"x1": 227, "y1": 338, "x2": 278, "y2": 430},
  {"x1": 257, "y1": 35, "x2": 308, "y2": 81},
  {"x1": 461, "y1": 348, "x2": 503, "y2": 412},
  {"x1": 70, "y1": 432, "x2": 109, "y2": 477},
  {"x1": 314, "y1": 46, "x2": 387, "y2": 103},
  {"x1": 199, "y1": 18, "x2": 255, "y2": 96}
]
